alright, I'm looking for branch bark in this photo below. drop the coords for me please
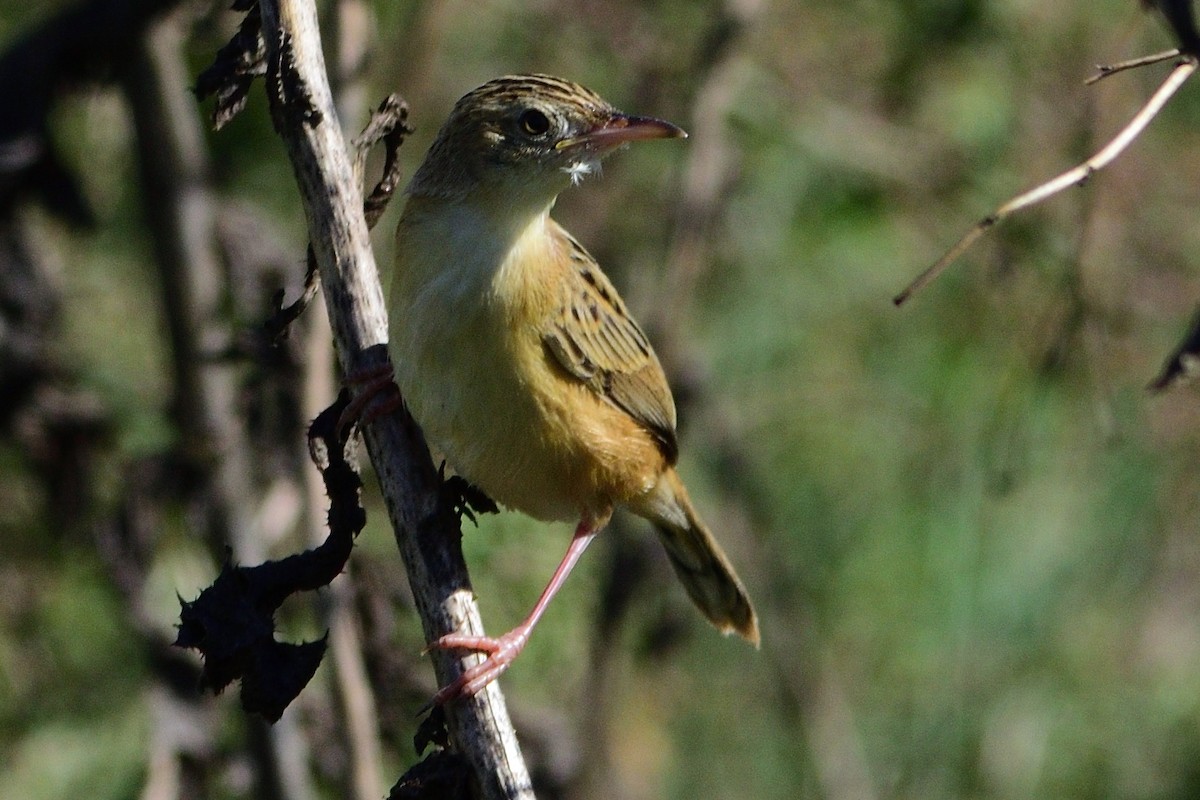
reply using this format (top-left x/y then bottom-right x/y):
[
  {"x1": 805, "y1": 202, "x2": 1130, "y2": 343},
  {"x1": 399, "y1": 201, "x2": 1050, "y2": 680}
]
[
  {"x1": 303, "y1": 5, "x2": 384, "y2": 799},
  {"x1": 253, "y1": 1, "x2": 534, "y2": 796}
]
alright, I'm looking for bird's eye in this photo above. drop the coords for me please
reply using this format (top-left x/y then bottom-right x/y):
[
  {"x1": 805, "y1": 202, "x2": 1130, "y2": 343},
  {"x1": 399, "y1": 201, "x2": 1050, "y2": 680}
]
[{"x1": 518, "y1": 109, "x2": 552, "y2": 137}]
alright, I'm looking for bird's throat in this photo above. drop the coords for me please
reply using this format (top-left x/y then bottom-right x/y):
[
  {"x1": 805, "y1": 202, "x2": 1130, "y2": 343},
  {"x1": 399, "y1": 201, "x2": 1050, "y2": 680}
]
[{"x1": 394, "y1": 193, "x2": 562, "y2": 309}]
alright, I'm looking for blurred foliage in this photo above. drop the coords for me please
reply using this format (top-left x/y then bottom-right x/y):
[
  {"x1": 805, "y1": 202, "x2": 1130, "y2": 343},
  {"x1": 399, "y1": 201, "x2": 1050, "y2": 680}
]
[{"x1": 6, "y1": 0, "x2": 1200, "y2": 798}]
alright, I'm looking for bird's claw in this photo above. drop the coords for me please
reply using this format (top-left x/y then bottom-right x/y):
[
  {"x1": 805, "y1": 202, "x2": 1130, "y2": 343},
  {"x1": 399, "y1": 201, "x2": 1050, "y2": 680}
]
[
  {"x1": 420, "y1": 629, "x2": 529, "y2": 709},
  {"x1": 337, "y1": 363, "x2": 402, "y2": 438}
]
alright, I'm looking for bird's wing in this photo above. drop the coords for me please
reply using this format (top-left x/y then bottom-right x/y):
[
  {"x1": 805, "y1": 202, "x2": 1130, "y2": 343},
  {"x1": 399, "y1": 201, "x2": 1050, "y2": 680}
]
[{"x1": 542, "y1": 224, "x2": 679, "y2": 463}]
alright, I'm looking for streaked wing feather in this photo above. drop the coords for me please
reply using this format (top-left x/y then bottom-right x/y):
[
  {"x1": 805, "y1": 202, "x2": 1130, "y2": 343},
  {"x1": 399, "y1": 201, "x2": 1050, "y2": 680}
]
[{"x1": 542, "y1": 224, "x2": 678, "y2": 462}]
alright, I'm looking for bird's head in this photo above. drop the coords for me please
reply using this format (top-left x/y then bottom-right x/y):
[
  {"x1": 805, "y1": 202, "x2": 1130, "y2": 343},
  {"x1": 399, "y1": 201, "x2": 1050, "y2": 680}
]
[{"x1": 407, "y1": 74, "x2": 686, "y2": 204}]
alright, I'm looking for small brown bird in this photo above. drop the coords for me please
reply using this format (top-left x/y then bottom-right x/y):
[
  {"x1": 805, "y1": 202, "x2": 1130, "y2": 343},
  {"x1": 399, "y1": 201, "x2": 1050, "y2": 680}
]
[{"x1": 390, "y1": 74, "x2": 759, "y2": 705}]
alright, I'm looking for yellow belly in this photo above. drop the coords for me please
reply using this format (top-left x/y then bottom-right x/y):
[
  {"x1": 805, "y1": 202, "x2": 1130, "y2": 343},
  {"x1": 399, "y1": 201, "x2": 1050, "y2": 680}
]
[{"x1": 390, "y1": 205, "x2": 663, "y2": 523}]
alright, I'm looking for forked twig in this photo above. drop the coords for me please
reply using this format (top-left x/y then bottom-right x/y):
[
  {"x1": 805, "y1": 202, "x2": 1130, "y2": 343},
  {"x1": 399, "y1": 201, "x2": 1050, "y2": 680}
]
[{"x1": 895, "y1": 56, "x2": 1198, "y2": 306}]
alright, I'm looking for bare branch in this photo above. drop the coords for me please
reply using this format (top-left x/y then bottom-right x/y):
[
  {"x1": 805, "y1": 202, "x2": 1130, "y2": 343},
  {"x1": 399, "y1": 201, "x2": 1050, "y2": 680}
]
[{"x1": 895, "y1": 57, "x2": 1198, "y2": 306}]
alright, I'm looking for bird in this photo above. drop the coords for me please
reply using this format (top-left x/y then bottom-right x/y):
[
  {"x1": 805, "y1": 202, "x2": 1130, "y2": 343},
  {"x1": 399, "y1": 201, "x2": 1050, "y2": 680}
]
[{"x1": 389, "y1": 74, "x2": 759, "y2": 705}]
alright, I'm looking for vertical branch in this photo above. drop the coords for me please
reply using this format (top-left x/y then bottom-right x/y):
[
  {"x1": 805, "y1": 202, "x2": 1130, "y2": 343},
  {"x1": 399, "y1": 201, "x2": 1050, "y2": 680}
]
[
  {"x1": 304, "y1": 3, "x2": 384, "y2": 799},
  {"x1": 253, "y1": 1, "x2": 534, "y2": 797}
]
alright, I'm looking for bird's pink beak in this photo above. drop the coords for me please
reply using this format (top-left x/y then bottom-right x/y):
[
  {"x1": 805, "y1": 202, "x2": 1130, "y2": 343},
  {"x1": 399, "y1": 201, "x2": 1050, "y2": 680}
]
[{"x1": 556, "y1": 113, "x2": 687, "y2": 151}]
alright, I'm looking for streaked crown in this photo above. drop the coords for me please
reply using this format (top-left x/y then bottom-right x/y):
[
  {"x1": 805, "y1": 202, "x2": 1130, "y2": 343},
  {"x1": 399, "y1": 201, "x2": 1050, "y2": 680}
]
[{"x1": 407, "y1": 74, "x2": 685, "y2": 202}]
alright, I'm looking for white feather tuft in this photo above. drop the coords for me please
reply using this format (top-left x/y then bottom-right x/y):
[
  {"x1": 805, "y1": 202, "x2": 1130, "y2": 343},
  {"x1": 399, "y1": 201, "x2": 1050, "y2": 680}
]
[{"x1": 562, "y1": 159, "x2": 600, "y2": 185}]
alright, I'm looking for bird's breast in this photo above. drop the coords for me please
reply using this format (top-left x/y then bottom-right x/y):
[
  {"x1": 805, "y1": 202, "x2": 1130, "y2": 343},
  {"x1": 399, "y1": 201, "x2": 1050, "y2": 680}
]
[
  {"x1": 389, "y1": 204, "x2": 662, "y2": 523},
  {"x1": 390, "y1": 208, "x2": 570, "y2": 519}
]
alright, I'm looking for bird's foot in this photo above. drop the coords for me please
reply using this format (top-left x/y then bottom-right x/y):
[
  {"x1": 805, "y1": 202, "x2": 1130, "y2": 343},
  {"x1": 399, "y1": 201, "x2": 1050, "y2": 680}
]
[
  {"x1": 337, "y1": 362, "x2": 403, "y2": 438},
  {"x1": 422, "y1": 627, "x2": 530, "y2": 708}
]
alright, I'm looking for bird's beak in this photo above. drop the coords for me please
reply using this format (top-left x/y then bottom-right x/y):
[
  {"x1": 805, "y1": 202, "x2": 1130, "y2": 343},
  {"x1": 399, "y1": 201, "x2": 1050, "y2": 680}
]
[{"x1": 556, "y1": 113, "x2": 687, "y2": 151}]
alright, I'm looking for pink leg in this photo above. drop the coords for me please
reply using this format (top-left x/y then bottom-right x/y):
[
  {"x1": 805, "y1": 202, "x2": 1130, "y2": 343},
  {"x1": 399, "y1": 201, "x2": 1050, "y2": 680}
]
[{"x1": 425, "y1": 519, "x2": 600, "y2": 706}]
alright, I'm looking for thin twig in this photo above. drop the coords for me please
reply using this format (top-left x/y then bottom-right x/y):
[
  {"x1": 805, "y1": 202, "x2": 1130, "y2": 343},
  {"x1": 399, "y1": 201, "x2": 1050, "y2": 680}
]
[
  {"x1": 1085, "y1": 48, "x2": 1180, "y2": 84},
  {"x1": 895, "y1": 57, "x2": 1198, "y2": 306}
]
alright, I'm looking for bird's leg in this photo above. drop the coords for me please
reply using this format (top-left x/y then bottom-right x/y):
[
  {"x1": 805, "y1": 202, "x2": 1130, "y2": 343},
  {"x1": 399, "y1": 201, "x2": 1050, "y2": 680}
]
[
  {"x1": 337, "y1": 362, "x2": 403, "y2": 437},
  {"x1": 426, "y1": 518, "x2": 602, "y2": 706}
]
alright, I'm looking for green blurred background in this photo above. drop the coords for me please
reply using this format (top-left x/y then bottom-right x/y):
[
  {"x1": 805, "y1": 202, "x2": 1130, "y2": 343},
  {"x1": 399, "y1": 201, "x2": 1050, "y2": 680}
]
[{"x1": 5, "y1": 0, "x2": 1200, "y2": 798}]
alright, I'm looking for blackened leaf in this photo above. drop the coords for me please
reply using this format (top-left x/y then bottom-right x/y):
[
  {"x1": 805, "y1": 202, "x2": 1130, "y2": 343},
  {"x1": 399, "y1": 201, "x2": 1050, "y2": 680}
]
[
  {"x1": 414, "y1": 705, "x2": 451, "y2": 755},
  {"x1": 194, "y1": 5, "x2": 267, "y2": 129},
  {"x1": 388, "y1": 749, "x2": 472, "y2": 800},
  {"x1": 441, "y1": 473, "x2": 499, "y2": 526},
  {"x1": 241, "y1": 637, "x2": 328, "y2": 722},
  {"x1": 175, "y1": 391, "x2": 365, "y2": 720}
]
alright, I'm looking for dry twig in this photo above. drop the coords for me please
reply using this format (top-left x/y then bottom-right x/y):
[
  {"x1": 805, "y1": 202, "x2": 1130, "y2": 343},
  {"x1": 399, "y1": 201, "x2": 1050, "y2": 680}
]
[
  {"x1": 895, "y1": 57, "x2": 1198, "y2": 306},
  {"x1": 1086, "y1": 48, "x2": 1181, "y2": 84}
]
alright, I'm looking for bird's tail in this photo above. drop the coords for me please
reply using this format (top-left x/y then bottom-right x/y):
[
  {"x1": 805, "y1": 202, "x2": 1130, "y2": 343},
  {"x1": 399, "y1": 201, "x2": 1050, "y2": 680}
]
[{"x1": 639, "y1": 469, "x2": 760, "y2": 646}]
